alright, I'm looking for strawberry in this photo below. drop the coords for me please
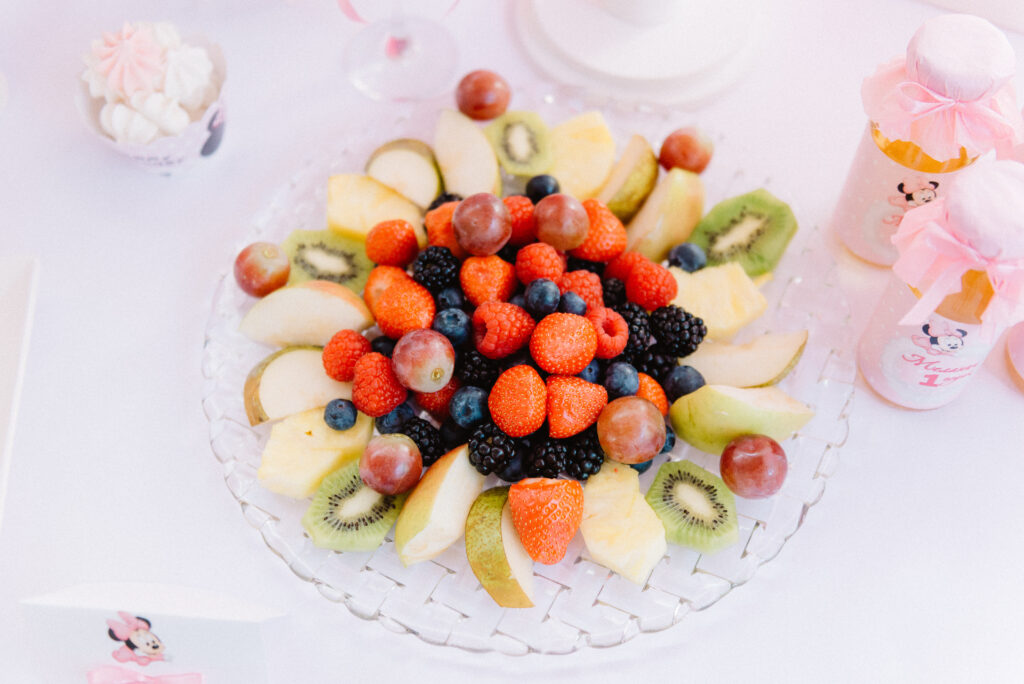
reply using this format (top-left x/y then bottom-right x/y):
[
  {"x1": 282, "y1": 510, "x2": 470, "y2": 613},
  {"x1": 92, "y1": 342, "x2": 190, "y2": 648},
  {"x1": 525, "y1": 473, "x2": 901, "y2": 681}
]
[
  {"x1": 529, "y1": 313, "x2": 597, "y2": 376},
  {"x1": 636, "y1": 372, "x2": 669, "y2": 416},
  {"x1": 488, "y1": 365, "x2": 546, "y2": 437},
  {"x1": 322, "y1": 329, "x2": 371, "y2": 382},
  {"x1": 570, "y1": 199, "x2": 627, "y2": 262},
  {"x1": 365, "y1": 219, "x2": 419, "y2": 267},
  {"x1": 504, "y1": 195, "x2": 537, "y2": 246},
  {"x1": 509, "y1": 477, "x2": 584, "y2": 564},
  {"x1": 545, "y1": 375, "x2": 608, "y2": 438},
  {"x1": 515, "y1": 242, "x2": 565, "y2": 286},
  {"x1": 585, "y1": 306, "x2": 629, "y2": 359},
  {"x1": 363, "y1": 265, "x2": 413, "y2": 317},
  {"x1": 351, "y1": 352, "x2": 407, "y2": 417},
  {"x1": 460, "y1": 255, "x2": 518, "y2": 307},
  {"x1": 558, "y1": 270, "x2": 603, "y2": 312},
  {"x1": 472, "y1": 301, "x2": 536, "y2": 359},
  {"x1": 374, "y1": 279, "x2": 436, "y2": 338},
  {"x1": 425, "y1": 201, "x2": 469, "y2": 260},
  {"x1": 604, "y1": 251, "x2": 650, "y2": 283},
  {"x1": 414, "y1": 375, "x2": 459, "y2": 420},
  {"x1": 626, "y1": 259, "x2": 678, "y2": 310}
]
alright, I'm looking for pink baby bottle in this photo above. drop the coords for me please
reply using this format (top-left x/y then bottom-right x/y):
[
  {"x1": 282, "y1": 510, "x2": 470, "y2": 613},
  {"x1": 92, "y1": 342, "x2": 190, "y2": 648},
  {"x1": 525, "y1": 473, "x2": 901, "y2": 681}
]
[
  {"x1": 833, "y1": 14, "x2": 1024, "y2": 266},
  {"x1": 858, "y1": 159, "x2": 1024, "y2": 409}
]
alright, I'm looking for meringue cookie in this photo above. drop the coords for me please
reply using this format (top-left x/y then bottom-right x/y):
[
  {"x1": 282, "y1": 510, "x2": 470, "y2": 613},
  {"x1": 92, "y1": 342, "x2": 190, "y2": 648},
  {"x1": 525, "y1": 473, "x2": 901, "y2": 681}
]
[
  {"x1": 163, "y1": 44, "x2": 215, "y2": 114},
  {"x1": 129, "y1": 91, "x2": 190, "y2": 136},
  {"x1": 100, "y1": 101, "x2": 159, "y2": 145},
  {"x1": 139, "y1": 21, "x2": 182, "y2": 52},
  {"x1": 86, "y1": 22, "x2": 165, "y2": 102}
]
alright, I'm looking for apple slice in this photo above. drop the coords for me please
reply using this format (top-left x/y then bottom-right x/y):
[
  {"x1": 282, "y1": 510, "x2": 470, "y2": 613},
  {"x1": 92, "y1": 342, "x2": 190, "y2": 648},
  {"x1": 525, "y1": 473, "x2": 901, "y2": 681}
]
[
  {"x1": 595, "y1": 133, "x2": 659, "y2": 223},
  {"x1": 433, "y1": 109, "x2": 501, "y2": 197},
  {"x1": 670, "y1": 263, "x2": 766, "y2": 340},
  {"x1": 548, "y1": 111, "x2": 616, "y2": 199},
  {"x1": 365, "y1": 138, "x2": 442, "y2": 211},
  {"x1": 326, "y1": 174, "x2": 426, "y2": 247},
  {"x1": 465, "y1": 487, "x2": 534, "y2": 608},
  {"x1": 238, "y1": 280, "x2": 373, "y2": 347},
  {"x1": 626, "y1": 167, "x2": 704, "y2": 262},
  {"x1": 670, "y1": 384, "x2": 814, "y2": 455},
  {"x1": 243, "y1": 346, "x2": 352, "y2": 425},
  {"x1": 394, "y1": 444, "x2": 485, "y2": 566},
  {"x1": 257, "y1": 407, "x2": 373, "y2": 499},
  {"x1": 682, "y1": 330, "x2": 808, "y2": 388}
]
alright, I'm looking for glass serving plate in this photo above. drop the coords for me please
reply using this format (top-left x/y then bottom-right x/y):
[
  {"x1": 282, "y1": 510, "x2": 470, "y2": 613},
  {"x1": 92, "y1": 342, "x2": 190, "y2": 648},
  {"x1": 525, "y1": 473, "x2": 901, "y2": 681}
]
[{"x1": 201, "y1": 86, "x2": 856, "y2": 655}]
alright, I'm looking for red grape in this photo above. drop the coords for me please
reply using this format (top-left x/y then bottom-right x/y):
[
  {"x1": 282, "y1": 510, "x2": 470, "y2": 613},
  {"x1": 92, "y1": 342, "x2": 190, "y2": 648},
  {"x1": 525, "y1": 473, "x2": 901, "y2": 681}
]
[
  {"x1": 452, "y1": 193, "x2": 511, "y2": 256},
  {"x1": 596, "y1": 396, "x2": 665, "y2": 464},
  {"x1": 719, "y1": 434, "x2": 787, "y2": 498},
  {"x1": 359, "y1": 434, "x2": 423, "y2": 495},
  {"x1": 659, "y1": 127, "x2": 713, "y2": 174},
  {"x1": 391, "y1": 329, "x2": 455, "y2": 393},
  {"x1": 534, "y1": 194, "x2": 589, "y2": 251},
  {"x1": 455, "y1": 70, "x2": 510, "y2": 121},
  {"x1": 234, "y1": 242, "x2": 290, "y2": 297}
]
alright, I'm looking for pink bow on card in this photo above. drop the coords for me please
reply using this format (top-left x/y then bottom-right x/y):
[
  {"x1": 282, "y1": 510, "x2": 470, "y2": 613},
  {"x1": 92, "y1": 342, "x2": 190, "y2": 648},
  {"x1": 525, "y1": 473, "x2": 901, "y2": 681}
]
[{"x1": 87, "y1": 665, "x2": 203, "y2": 684}]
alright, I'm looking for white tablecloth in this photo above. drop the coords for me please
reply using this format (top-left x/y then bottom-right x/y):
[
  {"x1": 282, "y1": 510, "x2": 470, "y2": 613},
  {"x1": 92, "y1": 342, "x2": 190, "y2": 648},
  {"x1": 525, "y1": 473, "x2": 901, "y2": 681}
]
[{"x1": 2, "y1": 1, "x2": 1023, "y2": 681}]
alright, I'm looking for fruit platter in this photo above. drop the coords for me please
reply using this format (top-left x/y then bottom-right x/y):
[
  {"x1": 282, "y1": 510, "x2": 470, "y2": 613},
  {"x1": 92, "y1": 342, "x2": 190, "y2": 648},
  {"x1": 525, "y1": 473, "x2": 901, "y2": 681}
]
[{"x1": 202, "y1": 76, "x2": 855, "y2": 655}]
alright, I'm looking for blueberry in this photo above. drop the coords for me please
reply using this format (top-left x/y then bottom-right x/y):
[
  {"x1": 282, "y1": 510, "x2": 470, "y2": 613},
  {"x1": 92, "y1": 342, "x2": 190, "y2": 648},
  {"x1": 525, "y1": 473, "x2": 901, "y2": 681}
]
[
  {"x1": 668, "y1": 243, "x2": 707, "y2": 272},
  {"x1": 577, "y1": 358, "x2": 601, "y2": 383},
  {"x1": 604, "y1": 361, "x2": 639, "y2": 399},
  {"x1": 509, "y1": 293, "x2": 527, "y2": 309},
  {"x1": 558, "y1": 291, "x2": 587, "y2": 315},
  {"x1": 324, "y1": 399, "x2": 357, "y2": 431},
  {"x1": 440, "y1": 418, "x2": 470, "y2": 449},
  {"x1": 663, "y1": 365, "x2": 706, "y2": 402},
  {"x1": 375, "y1": 402, "x2": 415, "y2": 434},
  {"x1": 371, "y1": 336, "x2": 396, "y2": 357},
  {"x1": 661, "y1": 423, "x2": 676, "y2": 453},
  {"x1": 630, "y1": 459, "x2": 654, "y2": 474},
  {"x1": 432, "y1": 308, "x2": 472, "y2": 348},
  {"x1": 524, "y1": 278, "x2": 560, "y2": 318},
  {"x1": 525, "y1": 174, "x2": 560, "y2": 204},
  {"x1": 435, "y1": 286, "x2": 465, "y2": 311},
  {"x1": 449, "y1": 386, "x2": 489, "y2": 429}
]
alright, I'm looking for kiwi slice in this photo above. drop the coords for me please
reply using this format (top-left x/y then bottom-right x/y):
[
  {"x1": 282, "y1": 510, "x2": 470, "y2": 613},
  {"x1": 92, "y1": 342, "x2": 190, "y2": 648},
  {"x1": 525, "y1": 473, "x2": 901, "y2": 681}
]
[
  {"x1": 281, "y1": 228, "x2": 372, "y2": 295},
  {"x1": 485, "y1": 111, "x2": 553, "y2": 177},
  {"x1": 301, "y1": 461, "x2": 406, "y2": 552},
  {"x1": 687, "y1": 189, "x2": 797, "y2": 277},
  {"x1": 644, "y1": 460, "x2": 738, "y2": 554}
]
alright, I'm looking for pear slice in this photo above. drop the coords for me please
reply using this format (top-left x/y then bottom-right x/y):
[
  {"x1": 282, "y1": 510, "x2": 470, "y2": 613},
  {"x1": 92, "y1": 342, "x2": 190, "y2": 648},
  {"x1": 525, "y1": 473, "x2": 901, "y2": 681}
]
[
  {"x1": 670, "y1": 263, "x2": 766, "y2": 341},
  {"x1": 243, "y1": 346, "x2": 352, "y2": 425},
  {"x1": 465, "y1": 487, "x2": 535, "y2": 608},
  {"x1": 365, "y1": 138, "x2": 442, "y2": 210},
  {"x1": 625, "y1": 168, "x2": 704, "y2": 262},
  {"x1": 595, "y1": 134, "x2": 659, "y2": 223},
  {"x1": 394, "y1": 444, "x2": 485, "y2": 566},
  {"x1": 580, "y1": 461, "x2": 666, "y2": 584},
  {"x1": 238, "y1": 280, "x2": 374, "y2": 347},
  {"x1": 682, "y1": 330, "x2": 808, "y2": 388},
  {"x1": 326, "y1": 174, "x2": 426, "y2": 247},
  {"x1": 433, "y1": 109, "x2": 501, "y2": 197},
  {"x1": 670, "y1": 385, "x2": 814, "y2": 455},
  {"x1": 257, "y1": 407, "x2": 373, "y2": 499},
  {"x1": 548, "y1": 111, "x2": 616, "y2": 199}
]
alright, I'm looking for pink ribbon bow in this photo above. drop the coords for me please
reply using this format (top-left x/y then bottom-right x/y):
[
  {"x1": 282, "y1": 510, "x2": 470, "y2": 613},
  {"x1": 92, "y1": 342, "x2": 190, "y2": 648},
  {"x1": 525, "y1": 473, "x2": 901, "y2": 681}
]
[
  {"x1": 892, "y1": 198, "x2": 1024, "y2": 340},
  {"x1": 87, "y1": 665, "x2": 203, "y2": 684}
]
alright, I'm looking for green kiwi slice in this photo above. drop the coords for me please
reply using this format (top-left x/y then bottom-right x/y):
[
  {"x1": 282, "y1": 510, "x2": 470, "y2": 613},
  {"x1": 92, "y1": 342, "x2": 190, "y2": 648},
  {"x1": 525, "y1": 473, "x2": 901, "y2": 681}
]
[
  {"x1": 485, "y1": 111, "x2": 553, "y2": 177},
  {"x1": 301, "y1": 461, "x2": 406, "y2": 551},
  {"x1": 281, "y1": 228, "x2": 372, "y2": 295},
  {"x1": 644, "y1": 460, "x2": 738, "y2": 554},
  {"x1": 687, "y1": 188, "x2": 797, "y2": 276}
]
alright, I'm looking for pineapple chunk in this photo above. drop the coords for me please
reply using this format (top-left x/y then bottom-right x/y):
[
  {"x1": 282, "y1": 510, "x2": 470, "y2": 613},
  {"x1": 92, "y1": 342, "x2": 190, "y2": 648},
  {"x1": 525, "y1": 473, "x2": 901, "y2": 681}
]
[
  {"x1": 548, "y1": 111, "x2": 616, "y2": 199},
  {"x1": 670, "y1": 262, "x2": 767, "y2": 340}
]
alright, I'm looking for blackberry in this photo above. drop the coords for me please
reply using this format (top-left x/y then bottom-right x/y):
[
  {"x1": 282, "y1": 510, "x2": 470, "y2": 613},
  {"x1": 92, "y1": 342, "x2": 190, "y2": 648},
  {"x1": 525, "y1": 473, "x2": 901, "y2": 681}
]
[
  {"x1": 625, "y1": 346, "x2": 678, "y2": 384},
  {"x1": 525, "y1": 438, "x2": 569, "y2": 478},
  {"x1": 412, "y1": 246, "x2": 460, "y2": 293},
  {"x1": 468, "y1": 423, "x2": 516, "y2": 475},
  {"x1": 565, "y1": 428, "x2": 604, "y2": 481},
  {"x1": 427, "y1": 192, "x2": 463, "y2": 212},
  {"x1": 456, "y1": 349, "x2": 501, "y2": 387},
  {"x1": 497, "y1": 241, "x2": 522, "y2": 265},
  {"x1": 401, "y1": 417, "x2": 445, "y2": 466},
  {"x1": 613, "y1": 301, "x2": 652, "y2": 354},
  {"x1": 602, "y1": 277, "x2": 626, "y2": 308},
  {"x1": 567, "y1": 256, "x2": 605, "y2": 278},
  {"x1": 649, "y1": 305, "x2": 707, "y2": 357},
  {"x1": 500, "y1": 427, "x2": 547, "y2": 482}
]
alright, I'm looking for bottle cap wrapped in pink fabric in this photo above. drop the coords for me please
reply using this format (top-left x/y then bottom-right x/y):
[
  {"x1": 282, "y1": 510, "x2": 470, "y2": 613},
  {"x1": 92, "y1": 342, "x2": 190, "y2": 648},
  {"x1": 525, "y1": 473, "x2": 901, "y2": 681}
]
[{"x1": 862, "y1": 14, "x2": 1024, "y2": 161}]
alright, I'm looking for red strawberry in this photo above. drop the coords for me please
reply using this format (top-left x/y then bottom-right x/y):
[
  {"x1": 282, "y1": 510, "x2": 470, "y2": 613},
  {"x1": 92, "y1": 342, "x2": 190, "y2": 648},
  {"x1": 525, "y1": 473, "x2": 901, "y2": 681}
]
[
  {"x1": 363, "y1": 265, "x2": 413, "y2": 317},
  {"x1": 626, "y1": 260, "x2": 678, "y2": 310},
  {"x1": 365, "y1": 219, "x2": 419, "y2": 267},
  {"x1": 488, "y1": 365, "x2": 547, "y2": 437},
  {"x1": 413, "y1": 375, "x2": 459, "y2": 420},
  {"x1": 472, "y1": 301, "x2": 536, "y2": 359},
  {"x1": 558, "y1": 270, "x2": 604, "y2": 312},
  {"x1": 604, "y1": 251, "x2": 650, "y2": 283},
  {"x1": 545, "y1": 375, "x2": 608, "y2": 438},
  {"x1": 515, "y1": 242, "x2": 565, "y2": 286},
  {"x1": 322, "y1": 329, "x2": 371, "y2": 382},
  {"x1": 375, "y1": 279, "x2": 435, "y2": 338},
  {"x1": 425, "y1": 201, "x2": 468, "y2": 260},
  {"x1": 351, "y1": 352, "x2": 407, "y2": 417},
  {"x1": 509, "y1": 478, "x2": 584, "y2": 564},
  {"x1": 636, "y1": 372, "x2": 669, "y2": 416},
  {"x1": 570, "y1": 199, "x2": 627, "y2": 262},
  {"x1": 585, "y1": 307, "x2": 629, "y2": 359},
  {"x1": 504, "y1": 195, "x2": 537, "y2": 246},
  {"x1": 529, "y1": 313, "x2": 597, "y2": 376},
  {"x1": 460, "y1": 255, "x2": 518, "y2": 307}
]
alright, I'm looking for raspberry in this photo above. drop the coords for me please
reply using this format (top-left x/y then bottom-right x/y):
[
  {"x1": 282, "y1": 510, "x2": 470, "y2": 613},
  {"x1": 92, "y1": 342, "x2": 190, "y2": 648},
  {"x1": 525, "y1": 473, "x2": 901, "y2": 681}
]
[
  {"x1": 529, "y1": 313, "x2": 597, "y2": 376},
  {"x1": 604, "y1": 251, "x2": 650, "y2": 283},
  {"x1": 351, "y1": 352, "x2": 407, "y2": 417},
  {"x1": 412, "y1": 246, "x2": 460, "y2": 293},
  {"x1": 365, "y1": 219, "x2": 419, "y2": 267},
  {"x1": 515, "y1": 242, "x2": 565, "y2": 286},
  {"x1": 363, "y1": 265, "x2": 413, "y2": 317},
  {"x1": 503, "y1": 195, "x2": 537, "y2": 246},
  {"x1": 456, "y1": 349, "x2": 502, "y2": 386},
  {"x1": 649, "y1": 305, "x2": 707, "y2": 357},
  {"x1": 570, "y1": 199, "x2": 627, "y2": 262},
  {"x1": 614, "y1": 301, "x2": 652, "y2": 354},
  {"x1": 413, "y1": 375, "x2": 459, "y2": 420},
  {"x1": 636, "y1": 372, "x2": 669, "y2": 416},
  {"x1": 558, "y1": 270, "x2": 604, "y2": 312},
  {"x1": 468, "y1": 423, "x2": 516, "y2": 475},
  {"x1": 460, "y1": 255, "x2": 518, "y2": 307},
  {"x1": 602, "y1": 277, "x2": 626, "y2": 308},
  {"x1": 425, "y1": 201, "x2": 468, "y2": 260},
  {"x1": 375, "y1": 279, "x2": 436, "y2": 339},
  {"x1": 472, "y1": 301, "x2": 536, "y2": 359},
  {"x1": 400, "y1": 417, "x2": 445, "y2": 466},
  {"x1": 545, "y1": 375, "x2": 607, "y2": 438},
  {"x1": 585, "y1": 307, "x2": 629, "y2": 359},
  {"x1": 322, "y1": 329, "x2": 372, "y2": 382},
  {"x1": 488, "y1": 365, "x2": 547, "y2": 437},
  {"x1": 626, "y1": 260, "x2": 678, "y2": 310}
]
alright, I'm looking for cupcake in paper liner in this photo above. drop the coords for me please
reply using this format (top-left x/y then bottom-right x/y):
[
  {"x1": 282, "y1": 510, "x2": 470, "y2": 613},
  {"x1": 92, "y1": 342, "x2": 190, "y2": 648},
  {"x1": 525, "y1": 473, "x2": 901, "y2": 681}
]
[{"x1": 77, "y1": 22, "x2": 226, "y2": 174}]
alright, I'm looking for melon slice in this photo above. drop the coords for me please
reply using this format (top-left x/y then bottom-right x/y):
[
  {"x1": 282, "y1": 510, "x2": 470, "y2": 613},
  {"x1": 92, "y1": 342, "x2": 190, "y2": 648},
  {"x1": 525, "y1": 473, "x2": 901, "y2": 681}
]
[
  {"x1": 670, "y1": 263, "x2": 767, "y2": 340},
  {"x1": 548, "y1": 111, "x2": 616, "y2": 199}
]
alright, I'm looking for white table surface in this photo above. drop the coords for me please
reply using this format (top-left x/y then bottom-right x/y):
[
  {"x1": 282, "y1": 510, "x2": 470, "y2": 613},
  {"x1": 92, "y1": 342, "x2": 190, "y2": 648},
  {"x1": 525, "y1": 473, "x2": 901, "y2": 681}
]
[{"x1": 2, "y1": 1, "x2": 1024, "y2": 681}]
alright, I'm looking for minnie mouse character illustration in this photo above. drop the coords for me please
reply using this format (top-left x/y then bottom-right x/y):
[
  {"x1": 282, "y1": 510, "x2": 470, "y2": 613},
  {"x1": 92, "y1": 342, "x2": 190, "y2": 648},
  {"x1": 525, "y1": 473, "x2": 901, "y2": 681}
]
[
  {"x1": 107, "y1": 612, "x2": 165, "y2": 666},
  {"x1": 912, "y1": 322, "x2": 967, "y2": 356},
  {"x1": 883, "y1": 177, "x2": 940, "y2": 225}
]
